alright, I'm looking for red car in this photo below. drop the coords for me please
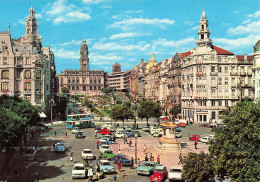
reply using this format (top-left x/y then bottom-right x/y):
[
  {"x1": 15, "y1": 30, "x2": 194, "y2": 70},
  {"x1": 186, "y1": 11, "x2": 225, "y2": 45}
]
[
  {"x1": 178, "y1": 123, "x2": 186, "y2": 127},
  {"x1": 99, "y1": 128, "x2": 112, "y2": 135},
  {"x1": 150, "y1": 165, "x2": 168, "y2": 182},
  {"x1": 190, "y1": 135, "x2": 201, "y2": 141}
]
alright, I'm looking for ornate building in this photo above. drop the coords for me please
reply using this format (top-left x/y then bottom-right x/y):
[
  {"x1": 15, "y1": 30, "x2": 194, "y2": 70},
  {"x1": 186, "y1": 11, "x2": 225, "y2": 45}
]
[
  {"x1": 253, "y1": 40, "x2": 260, "y2": 100},
  {"x1": 0, "y1": 7, "x2": 56, "y2": 114},
  {"x1": 59, "y1": 40, "x2": 107, "y2": 96}
]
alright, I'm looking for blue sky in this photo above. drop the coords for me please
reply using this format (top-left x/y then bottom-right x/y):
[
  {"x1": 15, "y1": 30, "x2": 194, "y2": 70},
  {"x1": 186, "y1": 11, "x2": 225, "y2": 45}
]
[{"x1": 0, "y1": 0, "x2": 260, "y2": 74}]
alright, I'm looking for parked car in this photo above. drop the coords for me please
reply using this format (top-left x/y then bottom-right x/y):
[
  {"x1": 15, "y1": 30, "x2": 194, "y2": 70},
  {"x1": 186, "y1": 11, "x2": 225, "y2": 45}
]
[
  {"x1": 55, "y1": 142, "x2": 65, "y2": 152},
  {"x1": 101, "y1": 123, "x2": 112, "y2": 130},
  {"x1": 75, "y1": 131, "x2": 84, "y2": 139},
  {"x1": 178, "y1": 123, "x2": 186, "y2": 127},
  {"x1": 150, "y1": 165, "x2": 168, "y2": 182},
  {"x1": 124, "y1": 125, "x2": 133, "y2": 132},
  {"x1": 151, "y1": 128, "x2": 163, "y2": 135},
  {"x1": 111, "y1": 155, "x2": 131, "y2": 166},
  {"x1": 175, "y1": 132, "x2": 182, "y2": 138},
  {"x1": 101, "y1": 136, "x2": 114, "y2": 144},
  {"x1": 99, "y1": 144, "x2": 110, "y2": 153},
  {"x1": 175, "y1": 119, "x2": 188, "y2": 124},
  {"x1": 142, "y1": 126, "x2": 150, "y2": 132},
  {"x1": 132, "y1": 130, "x2": 141, "y2": 137},
  {"x1": 168, "y1": 166, "x2": 183, "y2": 181},
  {"x1": 125, "y1": 132, "x2": 134, "y2": 138},
  {"x1": 101, "y1": 150, "x2": 115, "y2": 159},
  {"x1": 98, "y1": 139, "x2": 108, "y2": 148},
  {"x1": 115, "y1": 131, "x2": 125, "y2": 138},
  {"x1": 199, "y1": 136, "x2": 212, "y2": 143},
  {"x1": 72, "y1": 163, "x2": 86, "y2": 179},
  {"x1": 190, "y1": 135, "x2": 201, "y2": 141},
  {"x1": 98, "y1": 160, "x2": 116, "y2": 174},
  {"x1": 100, "y1": 128, "x2": 112, "y2": 135},
  {"x1": 137, "y1": 161, "x2": 157, "y2": 175},
  {"x1": 81, "y1": 149, "x2": 94, "y2": 160},
  {"x1": 153, "y1": 131, "x2": 162, "y2": 137},
  {"x1": 175, "y1": 127, "x2": 181, "y2": 132},
  {"x1": 71, "y1": 127, "x2": 80, "y2": 134}
]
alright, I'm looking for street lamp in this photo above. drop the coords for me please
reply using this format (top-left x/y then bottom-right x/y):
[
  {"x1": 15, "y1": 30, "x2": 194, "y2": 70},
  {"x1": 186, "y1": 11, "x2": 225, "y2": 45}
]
[{"x1": 134, "y1": 132, "x2": 138, "y2": 164}]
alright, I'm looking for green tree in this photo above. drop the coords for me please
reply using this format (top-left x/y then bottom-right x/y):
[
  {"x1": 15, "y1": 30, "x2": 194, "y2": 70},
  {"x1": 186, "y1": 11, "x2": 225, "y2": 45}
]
[
  {"x1": 137, "y1": 100, "x2": 161, "y2": 126},
  {"x1": 116, "y1": 100, "x2": 122, "y2": 105},
  {"x1": 101, "y1": 87, "x2": 111, "y2": 94},
  {"x1": 123, "y1": 101, "x2": 131, "y2": 108},
  {"x1": 182, "y1": 152, "x2": 215, "y2": 182},
  {"x1": 209, "y1": 100, "x2": 260, "y2": 181},
  {"x1": 61, "y1": 87, "x2": 69, "y2": 94},
  {"x1": 111, "y1": 105, "x2": 134, "y2": 128}
]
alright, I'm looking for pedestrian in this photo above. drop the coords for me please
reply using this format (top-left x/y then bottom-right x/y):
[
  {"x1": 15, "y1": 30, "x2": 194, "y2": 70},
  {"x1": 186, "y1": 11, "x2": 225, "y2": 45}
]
[
  {"x1": 70, "y1": 152, "x2": 73, "y2": 164},
  {"x1": 118, "y1": 149, "x2": 121, "y2": 155},
  {"x1": 178, "y1": 153, "x2": 183, "y2": 165},
  {"x1": 157, "y1": 155, "x2": 160, "y2": 164},
  {"x1": 149, "y1": 153, "x2": 153, "y2": 161},
  {"x1": 130, "y1": 157, "x2": 134, "y2": 169},
  {"x1": 151, "y1": 156, "x2": 154, "y2": 161},
  {"x1": 95, "y1": 129, "x2": 98, "y2": 138},
  {"x1": 145, "y1": 155, "x2": 148, "y2": 161},
  {"x1": 195, "y1": 140, "x2": 198, "y2": 149},
  {"x1": 65, "y1": 131, "x2": 67, "y2": 137},
  {"x1": 54, "y1": 131, "x2": 56, "y2": 137},
  {"x1": 88, "y1": 167, "x2": 93, "y2": 181},
  {"x1": 129, "y1": 139, "x2": 132, "y2": 147},
  {"x1": 124, "y1": 135, "x2": 127, "y2": 144},
  {"x1": 52, "y1": 142, "x2": 55, "y2": 151},
  {"x1": 90, "y1": 161, "x2": 94, "y2": 170},
  {"x1": 143, "y1": 144, "x2": 147, "y2": 153},
  {"x1": 97, "y1": 141, "x2": 99, "y2": 148},
  {"x1": 118, "y1": 161, "x2": 121, "y2": 173},
  {"x1": 112, "y1": 173, "x2": 117, "y2": 182},
  {"x1": 85, "y1": 160, "x2": 89, "y2": 167},
  {"x1": 137, "y1": 158, "x2": 140, "y2": 167}
]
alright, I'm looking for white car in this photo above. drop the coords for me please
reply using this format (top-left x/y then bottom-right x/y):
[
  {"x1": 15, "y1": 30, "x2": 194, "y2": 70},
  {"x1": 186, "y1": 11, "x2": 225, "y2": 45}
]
[
  {"x1": 142, "y1": 126, "x2": 150, "y2": 132},
  {"x1": 116, "y1": 127, "x2": 124, "y2": 132},
  {"x1": 101, "y1": 123, "x2": 112, "y2": 130},
  {"x1": 168, "y1": 166, "x2": 183, "y2": 181},
  {"x1": 98, "y1": 160, "x2": 116, "y2": 173},
  {"x1": 81, "y1": 149, "x2": 94, "y2": 160},
  {"x1": 175, "y1": 119, "x2": 188, "y2": 124},
  {"x1": 99, "y1": 145, "x2": 110, "y2": 153},
  {"x1": 71, "y1": 127, "x2": 80, "y2": 134},
  {"x1": 151, "y1": 128, "x2": 163, "y2": 135},
  {"x1": 209, "y1": 135, "x2": 214, "y2": 139},
  {"x1": 199, "y1": 136, "x2": 212, "y2": 143},
  {"x1": 72, "y1": 163, "x2": 86, "y2": 179},
  {"x1": 115, "y1": 131, "x2": 125, "y2": 138},
  {"x1": 175, "y1": 132, "x2": 182, "y2": 138}
]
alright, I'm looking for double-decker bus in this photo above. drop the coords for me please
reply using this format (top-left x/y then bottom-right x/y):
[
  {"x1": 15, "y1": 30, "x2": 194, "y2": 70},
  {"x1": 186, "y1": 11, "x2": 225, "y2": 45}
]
[
  {"x1": 66, "y1": 120, "x2": 94, "y2": 129},
  {"x1": 67, "y1": 114, "x2": 94, "y2": 121}
]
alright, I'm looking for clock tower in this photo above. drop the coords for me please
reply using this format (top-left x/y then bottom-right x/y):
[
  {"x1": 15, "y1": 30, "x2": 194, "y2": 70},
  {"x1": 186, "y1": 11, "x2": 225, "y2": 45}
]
[{"x1": 80, "y1": 40, "x2": 89, "y2": 72}]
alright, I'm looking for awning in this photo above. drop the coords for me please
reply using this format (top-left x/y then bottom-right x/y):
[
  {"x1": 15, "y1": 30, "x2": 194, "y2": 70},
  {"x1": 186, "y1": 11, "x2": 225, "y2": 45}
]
[{"x1": 40, "y1": 112, "x2": 47, "y2": 118}]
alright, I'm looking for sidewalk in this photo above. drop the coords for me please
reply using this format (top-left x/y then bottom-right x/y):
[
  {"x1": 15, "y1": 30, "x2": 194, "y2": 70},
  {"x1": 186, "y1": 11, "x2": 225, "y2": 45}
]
[{"x1": 110, "y1": 136, "x2": 209, "y2": 168}]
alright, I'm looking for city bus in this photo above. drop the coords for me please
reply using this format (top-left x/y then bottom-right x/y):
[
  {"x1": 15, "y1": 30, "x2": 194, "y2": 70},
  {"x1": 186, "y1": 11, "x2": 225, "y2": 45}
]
[
  {"x1": 66, "y1": 119, "x2": 94, "y2": 129},
  {"x1": 67, "y1": 114, "x2": 94, "y2": 121}
]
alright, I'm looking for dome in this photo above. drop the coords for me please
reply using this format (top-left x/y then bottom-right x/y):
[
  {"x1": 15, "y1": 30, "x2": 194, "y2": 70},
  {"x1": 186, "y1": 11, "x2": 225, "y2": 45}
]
[
  {"x1": 254, "y1": 40, "x2": 260, "y2": 53},
  {"x1": 145, "y1": 52, "x2": 158, "y2": 73}
]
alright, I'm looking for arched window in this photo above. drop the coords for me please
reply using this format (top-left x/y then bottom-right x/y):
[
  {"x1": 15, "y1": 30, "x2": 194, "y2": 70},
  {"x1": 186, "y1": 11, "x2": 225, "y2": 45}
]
[
  {"x1": 90, "y1": 79, "x2": 92, "y2": 84},
  {"x1": 76, "y1": 78, "x2": 79, "y2": 84},
  {"x1": 94, "y1": 79, "x2": 96, "y2": 84},
  {"x1": 72, "y1": 86, "x2": 75, "y2": 90},
  {"x1": 98, "y1": 79, "x2": 101, "y2": 84},
  {"x1": 83, "y1": 78, "x2": 86, "y2": 83},
  {"x1": 72, "y1": 78, "x2": 75, "y2": 83},
  {"x1": 76, "y1": 86, "x2": 79, "y2": 90},
  {"x1": 68, "y1": 86, "x2": 71, "y2": 90},
  {"x1": 68, "y1": 78, "x2": 71, "y2": 83},
  {"x1": 98, "y1": 86, "x2": 101, "y2": 90}
]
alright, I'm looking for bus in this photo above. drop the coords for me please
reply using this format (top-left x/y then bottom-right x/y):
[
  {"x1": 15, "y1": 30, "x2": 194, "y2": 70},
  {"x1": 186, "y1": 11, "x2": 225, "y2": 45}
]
[
  {"x1": 67, "y1": 114, "x2": 94, "y2": 121},
  {"x1": 66, "y1": 120, "x2": 94, "y2": 129}
]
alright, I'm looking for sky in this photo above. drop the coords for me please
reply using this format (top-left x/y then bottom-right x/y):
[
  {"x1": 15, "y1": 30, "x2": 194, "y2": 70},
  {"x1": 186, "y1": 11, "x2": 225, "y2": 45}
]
[{"x1": 0, "y1": 0, "x2": 260, "y2": 74}]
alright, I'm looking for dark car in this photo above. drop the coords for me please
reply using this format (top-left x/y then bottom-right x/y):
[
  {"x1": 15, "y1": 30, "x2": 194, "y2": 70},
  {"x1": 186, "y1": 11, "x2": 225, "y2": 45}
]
[
  {"x1": 75, "y1": 131, "x2": 84, "y2": 139},
  {"x1": 132, "y1": 130, "x2": 141, "y2": 137},
  {"x1": 111, "y1": 155, "x2": 131, "y2": 166}
]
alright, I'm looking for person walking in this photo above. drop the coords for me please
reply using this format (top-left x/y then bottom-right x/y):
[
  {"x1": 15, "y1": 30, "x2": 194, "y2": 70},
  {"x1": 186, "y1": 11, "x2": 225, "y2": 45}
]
[
  {"x1": 112, "y1": 173, "x2": 117, "y2": 182},
  {"x1": 118, "y1": 149, "x2": 121, "y2": 155},
  {"x1": 54, "y1": 131, "x2": 56, "y2": 137},
  {"x1": 157, "y1": 155, "x2": 160, "y2": 164},
  {"x1": 70, "y1": 152, "x2": 73, "y2": 164},
  {"x1": 124, "y1": 135, "x2": 128, "y2": 144},
  {"x1": 151, "y1": 156, "x2": 154, "y2": 161},
  {"x1": 52, "y1": 141, "x2": 55, "y2": 151},
  {"x1": 178, "y1": 153, "x2": 183, "y2": 165},
  {"x1": 149, "y1": 153, "x2": 153, "y2": 161},
  {"x1": 137, "y1": 158, "x2": 140, "y2": 167},
  {"x1": 87, "y1": 166, "x2": 93, "y2": 181},
  {"x1": 129, "y1": 139, "x2": 132, "y2": 147},
  {"x1": 118, "y1": 161, "x2": 121, "y2": 174},
  {"x1": 130, "y1": 157, "x2": 134, "y2": 169},
  {"x1": 195, "y1": 140, "x2": 198, "y2": 150},
  {"x1": 143, "y1": 144, "x2": 147, "y2": 153},
  {"x1": 95, "y1": 129, "x2": 98, "y2": 138},
  {"x1": 64, "y1": 131, "x2": 67, "y2": 137},
  {"x1": 145, "y1": 155, "x2": 148, "y2": 161},
  {"x1": 97, "y1": 141, "x2": 99, "y2": 148}
]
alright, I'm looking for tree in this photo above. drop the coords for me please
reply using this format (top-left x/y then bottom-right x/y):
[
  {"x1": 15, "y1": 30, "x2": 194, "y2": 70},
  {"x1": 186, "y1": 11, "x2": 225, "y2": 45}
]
[
  {"x1": 61, "y1": 87, "x2": 69, "y2": 94},
  {"x1": 209, "y1": 100, "x2": 260, "y2": 181},
  {"x1": 182, "y1": 152, "x2": 215, "y2": 182},
  {"x1": 101, "y1": 87, "x2": 111, "y2": 94},
  {"x1": 169, "y1": 106, "x2": 181, "y2": 118},
  {"x1": 116, "y1": 100, "x2": 122, "y2": 105},
  {"x1": 123, "y1": 101, "x2": 131, "y2": 109},
  {"x1": 137, "y1": 100, "x2": 161, "y2": 126},
  {"x1": 111, "y1": 105, "x2": 134, "y2": 128}
]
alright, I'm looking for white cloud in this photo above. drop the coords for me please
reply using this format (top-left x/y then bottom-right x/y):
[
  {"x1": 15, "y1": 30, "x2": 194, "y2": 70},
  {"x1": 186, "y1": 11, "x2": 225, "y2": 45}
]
[
  {"x1": 18, "y1": 19, "x2": 25, "y2": 25},
  {"x1": 46, "y1": 0, "x2": 74, "y2": 16},
  {"x1": 248, "y1": 10, "x2": 260, "y2": 18},
  {"x1": 228, "y1": 20, "x2": 260, "y2": 35},
  {"x1": 110, "y1": 18, "x2": 175, "y2": 31},
  {"x1": 152, "y1": 37, "x2": 195, "y2": 51},
  {"x1": 242, "y1": 19, "x2": 251, "y2": 24},
  {"x1": 101, "y1": 5, "x2": 112, "y2": 9},
  {"x1": 35, "y1": 13, "x2": 42, "y2": 19},
  {"x1": 90, "y1": 53, "x2": 122, "y2": 65},
  {"x1": 93, "y1": 41, "x2": 150, "y2": 51},
  {"x1": 52, "y1": 48, "x2": 79, "y2": 59},
  {"x1": 109, "y1": 32, "x2": 147, "y2": 40},
  {"x1": 192, "y1": 26, "x2": 199, "y2": 30},
  {"x1": 82, "y1": 0, "x2": 108, "y2": 4},
  {"x1": 184, "y1": 21, "x2": 193, "y2": 26},
  {"x1": 53, "y1": 11, "x2": 90, "y2": 24}
]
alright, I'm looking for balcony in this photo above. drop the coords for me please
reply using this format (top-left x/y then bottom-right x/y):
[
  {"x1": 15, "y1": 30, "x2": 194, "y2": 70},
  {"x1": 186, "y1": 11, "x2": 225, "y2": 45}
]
[
  {"x1": 210, "y1": 72, "x2": 218, "y2": 76},
  {"x1": 240, "y1": 72, "x2": 246, "y2": 76},
  {"x1": 230, "y1": 72, "x2": 237, "y2": 76}
]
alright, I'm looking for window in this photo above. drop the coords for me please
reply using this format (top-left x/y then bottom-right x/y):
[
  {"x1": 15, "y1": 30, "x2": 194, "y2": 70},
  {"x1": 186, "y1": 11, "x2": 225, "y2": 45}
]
[
  {"x1": 225, "y1": 66, "x2": 228, "y2": 73},
  {"x1": 98, "y1": 86, "x2": 101, "y2": 90},
  {"x1": 212, "y1": 111, "x2": 216, "y2": 120},
  {"x1": 225, "y1": 100, "x2": 228, "y2": 106},
  {"x1": 218, "y1": 78, "x2": 222, "y2": 85},
  {"x1": 36, "y1": 95, "x2": 41, "y2": 103},
  {"x1": 3, "y1": 57, "x2": 8, "y2": 65},
  {"x1": 2, "y1": 70, "x2": 9, "y2": 79},
  {"x1": 98, "y1": 79, "x2": 101, "y2": 84},
  {"x1": 83, "y1": 86, "x2": 86, "y2": 91},
  {"x1": 76, "y1": 79, "x2": 79, "y2": 84},
  {"x1": 72, "y1": 78, "x2": 75, "y2": 83},
  {"x1": 1, "y1": 82, "x2": 8, "y2": 91},
  {"x1": 211, "y1": 66, "x2": 215, "y2": 72},
  {"x1": 225, "y1": 78, "x2": 228, "y2": 85},
  {"x1": 219, "y1": 101, "x2": 222, "y2": 106},
  {"x1": 16, "y1": 71, "x2": 21, "y2": 79},
  {"x1": 72, "y1": 86, "x2": 75, "y2": 90},
  {"x1": 68, "y1": 78, "x2": 71, "y2": 83},
  {"x1": 25, "y1": 95, "x2": 31, "y2": 101},
  {"x1": 94, "y1": 86, "x2": 96, "y2": 90},
  {"x1": 211, "y1": 100, "x2": 215, "y2": 106},
  {"x1": 90, "y1": 86, "x2": 92, "y2": 90},
  {"x1": 218, "y1": 66, "x2": 222, "y2": 72},
  {"x1": 76, "y1": 86, "x2": 79, "y2": 90},
  {"x1": 36, "y1": 71, "x2": 41, "y2": 79},
  {"x1": 68, "y1": 86, "x2": 71, "y2": 90},
  {"x1": 232, "y1": 88, "x2": 236, "y2": 96},
  {"x1": 24, "y1": 83, "x2": 31, "y2": 91},
  {"x1": 203, "y1": 100, "x2": 206, "y2": 106},
  {"x1": 25, "y1": 57, "x2": 30, "y2": 65},
  {"x1": 24, "y1": 70, "x2": 31, "y2": 79},
  {"x1": 36, "y1": 81, "x2": 41, "y2": 91},
  {"x1": 27, "y1": 29, "x2": 30, "y2": 34}
]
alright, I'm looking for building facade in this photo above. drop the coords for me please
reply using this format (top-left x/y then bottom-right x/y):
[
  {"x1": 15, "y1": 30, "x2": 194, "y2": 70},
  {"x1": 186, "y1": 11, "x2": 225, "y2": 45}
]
[
  {"x1": 253, "y1": 40, "x2": 260, "y2": 100},
  {"x1": 0, "y1": 7, "x2": 56, "y2": 114},
  {"x1": 59, "y1": 40, "x2": 107, "y2": 96}
]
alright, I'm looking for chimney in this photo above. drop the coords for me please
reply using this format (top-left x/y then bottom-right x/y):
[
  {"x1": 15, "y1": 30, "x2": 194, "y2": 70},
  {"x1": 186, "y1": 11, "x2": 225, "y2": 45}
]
[{"x1": 244, "y1": 54, "x2": 247, "y2": 61}]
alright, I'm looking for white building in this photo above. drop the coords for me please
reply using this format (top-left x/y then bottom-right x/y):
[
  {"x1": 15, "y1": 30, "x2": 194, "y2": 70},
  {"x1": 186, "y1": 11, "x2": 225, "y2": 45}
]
[{"x1": 253, "y1": 40, "x2": 260, "y2": 100}]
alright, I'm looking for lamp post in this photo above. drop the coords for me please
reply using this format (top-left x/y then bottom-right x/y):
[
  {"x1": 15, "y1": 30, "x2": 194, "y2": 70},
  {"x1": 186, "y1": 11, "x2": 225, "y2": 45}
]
[{"x1": 134, "y1": 132, "x2": 138, "y2": 164}]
